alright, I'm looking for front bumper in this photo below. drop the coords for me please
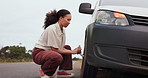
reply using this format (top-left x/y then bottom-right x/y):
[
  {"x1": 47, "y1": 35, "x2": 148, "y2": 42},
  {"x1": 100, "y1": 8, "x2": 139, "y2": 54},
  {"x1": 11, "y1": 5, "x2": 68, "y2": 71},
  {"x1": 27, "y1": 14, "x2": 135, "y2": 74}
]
[{"x1": 86, "y1": 23, "x2": 148, "y2": 75}]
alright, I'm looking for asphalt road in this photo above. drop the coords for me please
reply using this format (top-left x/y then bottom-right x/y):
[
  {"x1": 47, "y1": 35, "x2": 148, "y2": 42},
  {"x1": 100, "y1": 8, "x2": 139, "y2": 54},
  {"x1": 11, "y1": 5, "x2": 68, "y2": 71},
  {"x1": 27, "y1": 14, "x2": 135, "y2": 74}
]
[{"x1": 0, "y1": 61, "x2": 82, "y2": 78}]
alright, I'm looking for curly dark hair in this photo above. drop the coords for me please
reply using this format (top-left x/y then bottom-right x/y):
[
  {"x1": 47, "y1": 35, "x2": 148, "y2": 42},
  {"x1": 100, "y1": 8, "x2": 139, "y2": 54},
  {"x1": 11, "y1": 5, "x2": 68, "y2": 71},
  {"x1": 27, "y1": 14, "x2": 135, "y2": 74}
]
[{"x1": 43, "y1": 9, "x2": 71, "y2": 29}]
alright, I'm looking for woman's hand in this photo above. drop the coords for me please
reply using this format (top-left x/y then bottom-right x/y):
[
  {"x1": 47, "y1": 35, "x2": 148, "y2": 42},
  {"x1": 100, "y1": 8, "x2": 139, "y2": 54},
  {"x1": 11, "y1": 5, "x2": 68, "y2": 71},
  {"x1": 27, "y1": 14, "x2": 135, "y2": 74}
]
[
  {"x1": 72, "y1": 45, "x2": 82, "y2": 54},
  {"x1": 77, "y1": 45, "x2": 81, "y2": 54}
]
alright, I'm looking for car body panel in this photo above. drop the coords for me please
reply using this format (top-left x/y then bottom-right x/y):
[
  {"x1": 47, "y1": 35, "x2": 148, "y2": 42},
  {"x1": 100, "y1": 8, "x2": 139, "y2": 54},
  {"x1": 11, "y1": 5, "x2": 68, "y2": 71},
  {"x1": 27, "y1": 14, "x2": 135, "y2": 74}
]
[
  {"x1": 86, "y1": 23, "x2": 148, "y2": 75},
  {"x1": 80, "y1": 0, "x2": 148, "y2": 76}
]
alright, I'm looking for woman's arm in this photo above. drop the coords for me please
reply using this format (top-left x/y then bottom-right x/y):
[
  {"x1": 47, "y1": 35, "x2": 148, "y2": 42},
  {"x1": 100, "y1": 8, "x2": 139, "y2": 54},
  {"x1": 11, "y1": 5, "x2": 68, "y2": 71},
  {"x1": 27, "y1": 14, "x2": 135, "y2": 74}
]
[{"x1": 51, "y1": 46, "x2": 81, "y2": 54}]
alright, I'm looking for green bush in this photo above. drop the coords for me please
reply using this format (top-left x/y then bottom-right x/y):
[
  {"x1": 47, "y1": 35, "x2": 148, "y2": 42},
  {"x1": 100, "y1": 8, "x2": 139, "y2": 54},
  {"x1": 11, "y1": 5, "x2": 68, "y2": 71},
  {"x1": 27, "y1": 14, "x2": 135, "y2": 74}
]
[
  {"x1": 0, "y1": 45, "x2": 32, "y2": 63},
  {"x1": 0, "y1": 58, "x2": 32, "y2": 63}
]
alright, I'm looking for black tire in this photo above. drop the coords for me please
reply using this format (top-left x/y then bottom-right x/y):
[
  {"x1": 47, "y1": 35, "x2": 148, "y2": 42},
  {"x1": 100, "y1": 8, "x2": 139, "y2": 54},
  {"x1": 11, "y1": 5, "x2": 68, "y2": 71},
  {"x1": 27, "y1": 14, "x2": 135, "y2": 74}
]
[
  {"x1": 80, "y1": 53, "x2": 122, "y2": 78},
  {"x1": 80, "y1": 51, "x2": 98, "y2": 78}
]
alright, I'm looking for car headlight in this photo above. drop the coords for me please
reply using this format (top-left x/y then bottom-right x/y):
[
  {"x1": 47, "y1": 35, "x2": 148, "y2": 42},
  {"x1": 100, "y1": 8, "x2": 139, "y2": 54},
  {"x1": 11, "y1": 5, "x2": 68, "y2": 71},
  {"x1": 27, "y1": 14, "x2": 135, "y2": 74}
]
[{"x1": 95, "y1": 11, "x2": 129, "y2": 26}]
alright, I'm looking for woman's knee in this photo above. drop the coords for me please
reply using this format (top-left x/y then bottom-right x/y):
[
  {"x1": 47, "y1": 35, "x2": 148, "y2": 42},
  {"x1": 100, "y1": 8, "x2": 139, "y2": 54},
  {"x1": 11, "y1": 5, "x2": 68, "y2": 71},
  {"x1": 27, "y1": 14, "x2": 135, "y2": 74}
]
[
  {"x1": 49, "y1": 51, "x2": 63, "y2": 64},
  {"x1": 64, "y1": 45, "x2": 71, "y2": 50},
  {"x1": 55, "y1": 53, "x2": 63, "y2": 64}
]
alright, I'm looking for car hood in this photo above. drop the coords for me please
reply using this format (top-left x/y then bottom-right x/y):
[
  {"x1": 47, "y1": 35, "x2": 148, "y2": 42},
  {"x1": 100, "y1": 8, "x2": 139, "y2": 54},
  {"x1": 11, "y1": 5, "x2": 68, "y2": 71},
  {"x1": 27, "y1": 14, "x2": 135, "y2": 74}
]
[{"x1": 97, "y1": 5, "x2": 148, "y2": 17}]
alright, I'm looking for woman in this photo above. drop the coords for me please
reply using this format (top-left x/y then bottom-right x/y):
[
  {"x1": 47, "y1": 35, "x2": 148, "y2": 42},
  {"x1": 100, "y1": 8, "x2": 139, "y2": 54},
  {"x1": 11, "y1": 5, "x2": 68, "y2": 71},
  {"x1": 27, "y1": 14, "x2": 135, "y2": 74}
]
[{"x1": 32, "y1": 9, "x2": 81, "y2": 78}]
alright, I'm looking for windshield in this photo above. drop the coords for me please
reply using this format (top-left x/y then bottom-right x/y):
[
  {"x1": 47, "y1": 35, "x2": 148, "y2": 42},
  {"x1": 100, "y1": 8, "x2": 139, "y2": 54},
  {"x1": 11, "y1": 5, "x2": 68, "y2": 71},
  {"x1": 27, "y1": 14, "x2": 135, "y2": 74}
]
[{"x1": 100, "y1": 0, "x2": 148, "y2": 8}]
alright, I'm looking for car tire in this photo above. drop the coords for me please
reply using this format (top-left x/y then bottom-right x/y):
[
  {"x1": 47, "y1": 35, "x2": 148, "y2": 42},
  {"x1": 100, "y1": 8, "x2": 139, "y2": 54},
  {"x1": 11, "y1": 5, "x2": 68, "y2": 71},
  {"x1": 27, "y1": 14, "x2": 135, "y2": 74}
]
[
  {"x1": 80, "y1": 50, "x2": 98, "y2": 78},
  {"x1": 80, "y1": 53, "x2": 121, "y2": 78}
]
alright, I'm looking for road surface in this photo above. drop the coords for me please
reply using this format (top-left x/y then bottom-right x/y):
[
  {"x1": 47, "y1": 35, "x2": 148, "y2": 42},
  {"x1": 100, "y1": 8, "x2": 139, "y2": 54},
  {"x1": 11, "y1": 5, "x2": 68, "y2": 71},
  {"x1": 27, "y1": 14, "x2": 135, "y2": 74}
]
[{"x1": 0, "y1": 61, "x2": 81, "y2": 78}]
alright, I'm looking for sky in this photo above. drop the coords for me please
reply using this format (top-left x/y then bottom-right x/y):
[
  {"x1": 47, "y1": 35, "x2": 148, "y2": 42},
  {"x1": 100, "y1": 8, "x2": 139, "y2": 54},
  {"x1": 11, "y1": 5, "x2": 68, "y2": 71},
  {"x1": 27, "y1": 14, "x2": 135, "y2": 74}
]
[{"x1": 0, "y1": 0, "x2": 97, "y2": 58}]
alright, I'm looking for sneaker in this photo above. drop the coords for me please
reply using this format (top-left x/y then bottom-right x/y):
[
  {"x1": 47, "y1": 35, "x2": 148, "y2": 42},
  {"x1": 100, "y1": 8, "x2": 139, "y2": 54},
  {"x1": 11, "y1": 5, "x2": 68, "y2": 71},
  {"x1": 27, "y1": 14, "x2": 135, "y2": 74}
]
[
  {"x1": 39, "y1": 69, "x2": 53, "y2": 78},
  {"x1": 39, "y1": 69, "x2": 47, "y2": 78},
  {"x1": 39, "y1": 69, "x2": 45, "y2": 77},
  {"x1": 57, "y1": 71, "x2": 74, "y2": 77},
  {"x1": 41, "y1": 74, "x2": 50, "y2": 78}
]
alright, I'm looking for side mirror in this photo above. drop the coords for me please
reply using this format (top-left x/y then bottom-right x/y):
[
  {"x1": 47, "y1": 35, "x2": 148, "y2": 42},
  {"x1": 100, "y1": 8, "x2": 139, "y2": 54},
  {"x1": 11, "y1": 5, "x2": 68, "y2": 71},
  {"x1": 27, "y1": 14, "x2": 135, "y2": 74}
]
[{"x1": 79, "y1": 3, "x2": 94, "y2": 14}]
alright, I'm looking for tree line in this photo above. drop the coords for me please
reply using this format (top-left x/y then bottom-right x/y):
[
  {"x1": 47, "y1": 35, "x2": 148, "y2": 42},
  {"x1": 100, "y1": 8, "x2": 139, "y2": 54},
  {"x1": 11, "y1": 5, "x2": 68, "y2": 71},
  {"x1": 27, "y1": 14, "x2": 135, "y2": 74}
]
[{"x1": 0, "y1": 45, "x2": 32, "y2": 62}]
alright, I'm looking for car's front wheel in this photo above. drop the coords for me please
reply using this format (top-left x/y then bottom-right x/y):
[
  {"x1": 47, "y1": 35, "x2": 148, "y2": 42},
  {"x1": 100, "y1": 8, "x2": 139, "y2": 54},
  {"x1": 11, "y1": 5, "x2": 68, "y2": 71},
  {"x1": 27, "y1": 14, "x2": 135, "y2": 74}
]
[
  {"x1": 80, "y1": 53, "x2": 120, "y2": 78},
  {"x1": 81, "y1": 57, "x2": 98, "y2": 78}
]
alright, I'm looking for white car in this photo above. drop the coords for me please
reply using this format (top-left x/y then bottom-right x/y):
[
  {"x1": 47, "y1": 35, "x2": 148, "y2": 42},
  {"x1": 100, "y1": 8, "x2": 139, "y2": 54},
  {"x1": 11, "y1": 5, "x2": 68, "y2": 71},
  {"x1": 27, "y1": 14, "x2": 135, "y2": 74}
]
[{"x1": 79, "y1": 0, "x2": 148, "y2": 78}]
